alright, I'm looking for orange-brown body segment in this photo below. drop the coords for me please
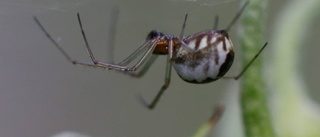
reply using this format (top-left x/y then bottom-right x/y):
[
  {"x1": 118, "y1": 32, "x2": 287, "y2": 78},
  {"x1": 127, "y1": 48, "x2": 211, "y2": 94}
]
[{"x1": 152, "y1": 38, "x2": 180, "y2": 55}]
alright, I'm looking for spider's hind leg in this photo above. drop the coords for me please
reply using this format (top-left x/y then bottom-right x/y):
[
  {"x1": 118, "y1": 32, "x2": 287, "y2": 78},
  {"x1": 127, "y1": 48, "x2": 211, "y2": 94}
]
[{"x1": 223, "y1": 42, "x2": 268, "y2": 80}]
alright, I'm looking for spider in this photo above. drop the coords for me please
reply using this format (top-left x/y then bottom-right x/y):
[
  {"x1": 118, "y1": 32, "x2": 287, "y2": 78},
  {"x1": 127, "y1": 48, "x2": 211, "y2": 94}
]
[{"x1": 34, "y1": 1, "x2": 267, "y2": 110}]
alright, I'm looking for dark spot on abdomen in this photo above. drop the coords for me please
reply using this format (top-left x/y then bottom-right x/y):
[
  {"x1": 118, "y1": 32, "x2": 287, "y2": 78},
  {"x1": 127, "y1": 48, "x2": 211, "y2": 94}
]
[{"x1": 217, "y1": 51, "x2": 234, "y2": 78}]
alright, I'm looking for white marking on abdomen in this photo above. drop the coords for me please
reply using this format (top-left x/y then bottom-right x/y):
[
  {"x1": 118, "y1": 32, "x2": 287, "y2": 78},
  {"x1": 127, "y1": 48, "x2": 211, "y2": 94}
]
[
  {"x1": 187, "y1": 40, "x2": 196, "y2": 50},
  {"x1": 197, "y1": 36, "x2": 208, "y2": 50}
]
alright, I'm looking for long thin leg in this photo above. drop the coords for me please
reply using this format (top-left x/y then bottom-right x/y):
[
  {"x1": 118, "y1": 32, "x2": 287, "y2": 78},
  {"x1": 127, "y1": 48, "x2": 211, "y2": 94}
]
[
  {"x1": 34, "y1": 15, "x2": 157, "y2": 71},
  {"x1": 144, "y1": 40, "x2": 174, "y2": 109},
  {"x1": 34, "y1": 16, "x2": 106, "y2": 68},
  {"x1": 179, "y1": 13, "x2": 188, "y2": 40},
  {"x1": 118, "y1": 41, "x2": 152, "y2": 66},
  {"x1": 34, "y1": 17, "x2": 74, "y2": 63},
  {"x1": 127, "y1": 55, "x2": 158, "y2": 78},
  {"x1": 106, "y1": 7, "x2": 119, "y2": 64},
  {"x1": 86, "y1": 40, "x2": 156, "y2": 71},
  {"x1": 128, "y1": 41, "x2": 158, "y2": 70},
  {"x1": 175, "y1": 14, "x2": 189, "y2": 61},
  {"x1": 147, "y1": 57, "x2": 172, "y2": 109},
  {"x1": 223, "y1": 42, "x2": 268, "y2": 80},
  {"x1": 225, "y1": 0, "x2": 249, "y2": 32},
  {"x1": 213, "y1": 15, "x2": 219, "y2": 30},
  {"x1": 77, "y1": 13, "x2": 98, "y2": 63},
  {"x1": 77, "y1": 12, "x2": 158, "y2": 71}
]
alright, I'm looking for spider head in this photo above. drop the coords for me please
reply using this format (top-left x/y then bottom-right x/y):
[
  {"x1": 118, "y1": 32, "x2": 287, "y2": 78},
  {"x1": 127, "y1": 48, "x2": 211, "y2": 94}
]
[{"x1": 146, "y1": 30, "x2": 164, "y2": 40}]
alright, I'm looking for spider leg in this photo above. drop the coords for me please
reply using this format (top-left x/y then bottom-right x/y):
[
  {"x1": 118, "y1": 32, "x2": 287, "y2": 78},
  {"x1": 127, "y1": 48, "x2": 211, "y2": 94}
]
[
  {"x1": 213, "y1": 15, "x2": 219, "y2": 30},
  {"x1": 225, "y1": 0, "x2": 249, "y2": 32},
  {"x1": 34, "y1": 14, "x2": 157, "y2": 71},
  {"x1": 78, "y1": 12, "x2": 155, "y2": 70},
  {"x1": 34, "y1": 16, "x2": 106, "y2": 68},
  {"x1": 126, "y1": 55, "x2": 158, "y2": 78},
  {"x1": 179, "y1": 13, "x2": 188, "y2": 40},
  {"x1": 77, "y1": 13, "x2": 98, "y2": 63},
  {"x1": 106, "y1": 7, "x2": 119, "y2": 64},
  {"x1": 118, "y1": 41, "x2": 153, "y2": 66},
  {"x1": 223, "y1": 42, "x2": 268, "y2": 80},
  {"x1": 171, "y1": 13, "x2": 188, "y2": 61},
  {"x1": 77, "y1": 12, "x2": 160, "y2": 71},
  {"x1": 146, "y1": 56, "x2": 172, "y2": 109},
  {"x1": 143, "y1": 40, "x2": 174, "y2": 109},
  {"x1": 34, "y1": 16, "x2": 74, "y2": 64}
]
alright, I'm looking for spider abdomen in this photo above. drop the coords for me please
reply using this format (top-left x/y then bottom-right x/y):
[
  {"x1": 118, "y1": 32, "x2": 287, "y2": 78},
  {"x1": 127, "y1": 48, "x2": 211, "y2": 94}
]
[{"x1": 173, "y1": 31, "x2": 234, "y2": 83}]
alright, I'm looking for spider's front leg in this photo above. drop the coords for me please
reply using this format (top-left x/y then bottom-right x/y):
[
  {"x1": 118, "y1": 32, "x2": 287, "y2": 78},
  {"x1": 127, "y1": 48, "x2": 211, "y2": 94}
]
[
  {"x1": 76, "y1": 13, "x2": 159, "y2": 71},
  {"x1": 34, "y1": 12, "x2": 159, "y2": 72}
]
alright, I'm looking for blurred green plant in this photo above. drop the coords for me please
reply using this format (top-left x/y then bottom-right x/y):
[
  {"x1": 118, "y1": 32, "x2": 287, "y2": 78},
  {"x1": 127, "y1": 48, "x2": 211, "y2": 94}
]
[
  {"x1": 239, "y1": 0, "x2": 275, "y2": 137},
  {"x1": 269, "y1": 0, "x2": 320, "y2": 137}
]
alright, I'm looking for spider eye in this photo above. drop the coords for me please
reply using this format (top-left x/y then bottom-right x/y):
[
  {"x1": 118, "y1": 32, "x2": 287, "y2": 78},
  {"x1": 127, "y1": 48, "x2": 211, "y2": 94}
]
[{"x1": 146, "y1": 30, "x2": 162, "y2": 40}]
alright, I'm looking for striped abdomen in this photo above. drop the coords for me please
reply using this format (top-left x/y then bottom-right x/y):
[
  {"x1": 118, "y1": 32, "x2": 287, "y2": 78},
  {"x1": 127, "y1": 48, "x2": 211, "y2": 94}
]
[{"x1": 173, "y1": 30, "x2": 234, "y2": 83}]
